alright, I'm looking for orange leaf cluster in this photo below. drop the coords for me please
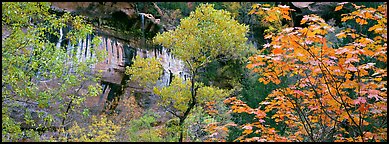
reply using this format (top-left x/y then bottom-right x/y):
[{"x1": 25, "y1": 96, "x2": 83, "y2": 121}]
[{"x1": 249, "y1": 4, "x2": 295, "y2": 23}]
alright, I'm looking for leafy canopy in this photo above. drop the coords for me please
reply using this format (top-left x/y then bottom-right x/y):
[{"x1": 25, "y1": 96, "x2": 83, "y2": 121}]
[
  {"x1": 125, "y1": 55, "x2": 163, "y2": 88},
  {"x1": 153, "y1": 3, "x2": 249, "y2": 71},
  {"x1": 151, "y1": 4, "x2": 250, "y2": 142},
  {"x1": 153, "y1": 77, "x2": 230, "y2": 114}
]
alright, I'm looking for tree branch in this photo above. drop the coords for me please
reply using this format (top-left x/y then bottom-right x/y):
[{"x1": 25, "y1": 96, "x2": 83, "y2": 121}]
[
  {"x1": 61, "y1": 81, "x2": 85, "y2": 127},
  {"x1": 286, "y1": 95, "x2": 316, "y2": 142},
  {"x1": 300, "y1": 39, "x2": 364, "y2": 139},
  {"x1": 152, "y1": 2, "x2": 164, "y2": 17},
  {"x1": 166, "y1": 108, "x2": 180, "y2": 118}
]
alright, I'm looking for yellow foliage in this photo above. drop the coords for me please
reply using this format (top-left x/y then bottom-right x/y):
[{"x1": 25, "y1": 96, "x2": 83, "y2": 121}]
[
  {"x1": 66, "y1": 115, "x2": 121, "y2": 142},
  {"x1": 153, "y1": 77, "x2": 191, "y2": 113},
  {"x1": 125, "y1": 55, "x2": 163, "y2": 88},
  {"x1": 153, "y1": 3, "x2": 249, "y2": 71}
]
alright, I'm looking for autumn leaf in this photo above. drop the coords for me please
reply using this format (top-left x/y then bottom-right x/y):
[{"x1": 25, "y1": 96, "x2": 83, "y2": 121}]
[
  {"x1": 363, "y1": 12, "x2": 373, "y2": 19},
  {"x1": 356, "y1": 18, "x2": 368, "y2": 25},
  {"x1": 272, "y1": 48, "x2": 284, "y2": 54},
  {"x1": 262, "y1": 4, "x2": 270, "y2": 7},
  {"x1": 221, "y1": 127, "x2": 228, "y2": 132},
  {"x1": 345, "y1": 57, "x2": 359, "y2": 64},
  {"x1": 322, "y1": 38, "x2": 328, "y2": 49},
  {"x1": 243, "y1": 129, "x2": 253, "y2": 135},
  {"x1": 353, "y1": 97, "x2": 367, "y2": 105},
  {"x1": 227, "y1": 3, "x2": 387, "y2": 142},
  {"x1": 301, "y1": 16, "x2": 308, "y2": 24},
  {"x1": 246, "y1": 63, "x2": 254, "y2": 69},
  {"x1": 336, "y1": 32, "x2": 347, "y2": 39},
  {"x1": 368, "y1": 24, "x2": 381, "y2": 32},
  {"x1": 367, "y1": 89, "x2": 383, "y2": 101},
  {"x1": 351, "y1": 3, "x2": 362, "y2": 9},
  {"x1": 294, "y1": 90, "x2": 304, "y2": 96},
  {"x1": 268, "y1": 14, "x2": 278, "y2": 22},
  {"x1": 335, "y1": 5, "x2": 343, "y2": 11},
  {"x1": 359, "y1": 38, "x2": 373, "y2": 45},
  {"x1": 252, "y1": 4, "x2": 259, "y2": 9},
  {"x1": 248, "y1": 9, "x2": 256, "y2": 15},
  {"x1": 243, "y1": 125, "x2": 253, "y2": 130},
  {"x1": 307, "y1": 30, "x2": 315, "y2": 37},
  {"x1": 264, "y1": 34, "x2": 273, "y2": 39},
  {"x1": 358, "y1": 103, "x2": 370, "y2": 112},
  {"x1": 254, "y1": 109, "x2": 266, "y2": 118},
  {"x1": 282, "y1": 15, "x2": 292, "y2": 20}
]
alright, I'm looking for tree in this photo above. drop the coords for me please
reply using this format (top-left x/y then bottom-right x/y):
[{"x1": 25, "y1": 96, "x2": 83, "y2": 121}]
[
  {"x1": 125, "y1": 55, "x2": 163, "y2": 89},
  {"x1": 2, "y1": 2, "x2": 104, "y2": 141},
  {"x1": 126, "y1": 110, "x2": 169, "y2": 142},
  {"x1": 150, "y1": 3, "x2": 250, "y2": 142},
  {"x1": 225, "y1": 3, "x2": 387, "y2": 142},
  {"x1": 60, "y1": 115, "x2": 121, "y2": 142}
]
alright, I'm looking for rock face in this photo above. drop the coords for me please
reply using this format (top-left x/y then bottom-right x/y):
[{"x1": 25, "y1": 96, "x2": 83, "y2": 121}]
[
  {"x1": 50, "y1": 2, "x2": 161, "y2": 42},
  {"x1": 304, "y1": 2, "x2": 338, "y2": 13},
  {"x1": 291, "y1": 2, "x2": 338, "y2": 12},
  {"x1": 291, "y1": 2, "x2": 314, "y2": 9},
  {"x1": 51, "y1": 2, "x2": 137, "y2": 18},
  {"x1": 62, "y1": 31, "x2": 188, "y2": 85},
  {"x1": 95, "y1": 37, "x2": 126, "y2": 84},
  {"x1": 50, "y1": 1, "x2": 188, "y2": 115},
  {"x1": 49, "y1": 2, "x2": 179, "y2": 111},
  {"x1": 289, "y1": 2, "x2": 340, "y2": 27},
  {"x1": 291, "y1": 2, "x2": 339, "y2": 19},
  {"x1": 57, "y1": 18, "x2": 187, "y2": 127},
  {"x1": 135, "y1": 46, "x2": 190, "y2": 86},
  {"x1": 6, "y1": 99, "x2": 62, "y2": 130}
]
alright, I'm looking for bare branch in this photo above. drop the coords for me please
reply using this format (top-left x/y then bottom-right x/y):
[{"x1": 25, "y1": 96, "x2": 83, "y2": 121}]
[{"x1": 152, "y1": 2, "x2": 164, "y2": 17}]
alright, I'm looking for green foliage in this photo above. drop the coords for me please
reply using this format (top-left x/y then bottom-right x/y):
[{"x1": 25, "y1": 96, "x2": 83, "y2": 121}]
[
  {"x1": 127, "y1": 111, "x2": 168, "y2": 142},
  {"x1": 197, "y1": 59, "x2": 246, "y2": 90},
  {"x1": 153, "y1": 77, "x2": 191, "y2": 112},
  {"x1": 2, "y1": 108, "x2": 22, "y2": 142},
  {"x1": 183, "y1": 106, "x2": 212, "y2": 141},
  {"x1": 153, "y1": 76, "x2": 233, "y2": 141},
  {"x1": 87, "y1": 84, "x2": 102, "y2": 97},
  {"x1": 125, "y1": 55, "x2": 163, "y2": 88},
  {"x1": 2, "y1": 2, "x2": 105, "y2": 142},
  {"x1": 226, "y1": 71, "x2": 286, "y2": 141},
  {"x1": 23, "y1": 129, "x2": 40, "y2": 142},
  {"x1": 153, "y1": 76, "x2": 230, "y2": 115},
  {"x1": 8, "y1": 2, "x2": 383, "y2": 142},
  {"x1": 197, "y1": 85, "x2": 231, "y2": 104},
  {"x1": 221, "y1": 2, "x2": 273, "y2": 51},
  {"x1": 164, "y1": 118, "x2": 181, "y2": 141},
  {"x1": 221, "y1": 2, "x2": 242, "y2": 18}
]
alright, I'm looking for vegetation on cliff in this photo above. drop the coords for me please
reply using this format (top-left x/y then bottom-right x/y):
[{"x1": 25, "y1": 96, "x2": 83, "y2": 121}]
[{"x1": 2, "y1": 2, "x2": 386, "y2": 142}]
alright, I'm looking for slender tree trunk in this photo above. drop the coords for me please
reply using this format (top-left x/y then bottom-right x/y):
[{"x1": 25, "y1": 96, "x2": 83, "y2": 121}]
[
  {"x1": 179, "y1": 118, "x2": 184, "y2": 142},
  {"x1": 178, "y1": 71, "x2": 197, "y2": 142},
  {"x1": 61, "y1": 82, "x2": 85, "y2": 128}
]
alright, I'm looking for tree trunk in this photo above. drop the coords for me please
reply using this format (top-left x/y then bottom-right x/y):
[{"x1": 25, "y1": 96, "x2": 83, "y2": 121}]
[
  {"x1": 179, "y1": 118, "x2": 184, "y2": 142},
  {"x1": 178, "y1": 71, "x2": 197, "y2": 142}
]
